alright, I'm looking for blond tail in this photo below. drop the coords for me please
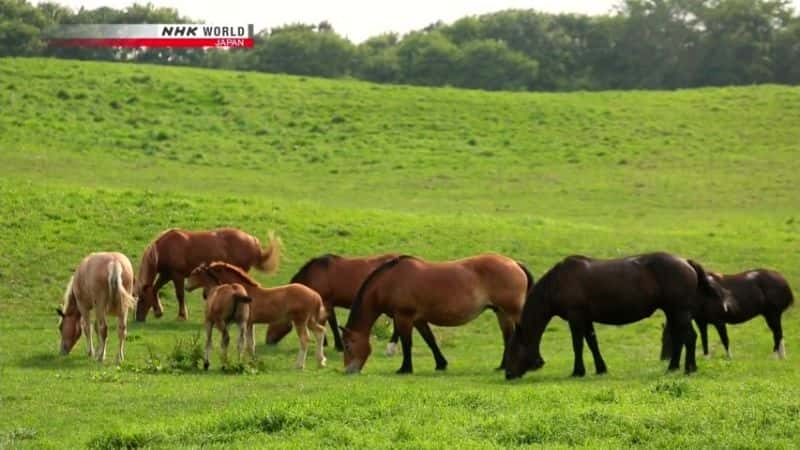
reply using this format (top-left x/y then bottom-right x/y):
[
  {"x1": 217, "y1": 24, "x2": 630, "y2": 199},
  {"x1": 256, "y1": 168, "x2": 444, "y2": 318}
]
[
  {"x1": 108, "y1": 261, "x2": 136, "y2": 313},
  {"x1": 255, "y1": 231, "x2": 282, "y2": 274}
]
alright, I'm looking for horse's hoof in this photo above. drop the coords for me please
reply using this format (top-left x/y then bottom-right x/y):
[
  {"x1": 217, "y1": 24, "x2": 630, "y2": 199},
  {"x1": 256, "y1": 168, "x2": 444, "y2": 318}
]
[
  {"x1": 596, "y1": 367, "x2": 608, "y2": 375},
  {"x1": 571, "y1": 369, "x2": 586, "y2": 377},
  {"x1": 435, "y1": 364, "x2": 448, "y2": 371},
  {"x1": 203, "y1": 362, "x2": 210, "y2": 371},
  {"x1": 396, "y1": 367, "x2": 412, "y2": 374},
  {"x1": 318, "y1": 359, "x2": 327, "y2": 368},
  {"x1": 177, "y1": 315, "x2": 188, "y2": 321},
  {"x1": 385, "y1": 342, "x2": 398, "y2": 357},
  {"x1": 703, "y1": 353, "x2": 712, "y2": 359},
  {"x1": 335, "y1": 346, "x2": 344, "y2": 353},
  {"x1": 667, "y1": 365, "x2": 680, "y2": 372},
  {"x1": 685, "y1": 365, "x2": 697, "y2": 375}
]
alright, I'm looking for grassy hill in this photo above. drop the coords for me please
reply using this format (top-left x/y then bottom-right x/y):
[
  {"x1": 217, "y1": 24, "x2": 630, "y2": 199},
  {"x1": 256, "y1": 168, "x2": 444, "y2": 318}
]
[{"x1": 0, "y1": 57, "x2": 798, "y2": 448}]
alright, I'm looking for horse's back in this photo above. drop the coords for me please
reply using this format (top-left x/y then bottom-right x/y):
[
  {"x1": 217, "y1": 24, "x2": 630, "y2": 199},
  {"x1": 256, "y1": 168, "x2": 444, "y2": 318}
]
[
  {"x1": 74, "y1": 252, "x2": 134, "y2": 313},
  {"x1": 161, "y1": 227, "x2": 259, "y2": 273}
]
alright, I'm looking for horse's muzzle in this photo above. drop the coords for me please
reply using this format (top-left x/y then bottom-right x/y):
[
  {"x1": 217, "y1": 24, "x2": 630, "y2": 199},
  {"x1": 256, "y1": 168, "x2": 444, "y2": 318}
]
[{"x1": 345, "y1": 362, "x2": 362, "y2": 375}]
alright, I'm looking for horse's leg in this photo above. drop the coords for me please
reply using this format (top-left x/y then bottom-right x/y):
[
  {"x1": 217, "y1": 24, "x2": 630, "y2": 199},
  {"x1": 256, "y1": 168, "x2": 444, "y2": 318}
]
[
  {"x1": 584, "y1": 322, "x2": 607, "y2": 374},
  {"x1": 414, "y1": 321, "x2": 447, "y2": 371},
  {"x1": 293, "y1": 318, "x2": 309, "y2": 369},
  {"x1": 203, "y1": 322, "x2": 213, "y2": 370},
  {"x1": 115, "y1": 312, "x2": 127, "y2": 364},
  {"x1": 568, "y1": 319, "x2": 586, "y2": 377},
  {"x1": 665, "y1": 312, "x2": 689, "y2": 371},
  {"x1": 659, "y1": 322, "x2": 672, "y2": 361},
  {"x1": 683, "y1": 323, "x2": 698, "y2": 373},
  {"x1": 713, "y1": 322, "x2": 731, "y2": 359},
  {"x1": 328, "y1": 308, "x2": 344, "y2": 352},
  {"x1": 95, "y1": 308, "x2": 108, "y2": 363},
  {"x1": 220, "y1": 324, "x2": 230, "y2": 366},
  {"x1": 696, "y1": 319, "x2": 710, "y2": 357},
  {"x1": 311, "y1": 320, "x2": 327, "y2": 368},
  {"x1": 237, "y1": 322, "x2": 247, "y2": 361},
  {"x1": 494, "y1": 312, "x2": 516, "y2": 370},
  {"x1": 149, "y1": 273, "x2": 170, "y2": 319},
  {"x1": 386, "y1": 326, "x2": 400, "y2": 357},
  {"x1": 764, "y1": 312, "x2": 785, "y2": 359},
  {"x1": 248, "y1": 323, "x2": 256, "y2": 357},
  {"x1": 395, "y1": 316, "x2": 414, "y2": 374},
  {"x1": 172, "y1": 275, "x2": 188, "y2": 320}
]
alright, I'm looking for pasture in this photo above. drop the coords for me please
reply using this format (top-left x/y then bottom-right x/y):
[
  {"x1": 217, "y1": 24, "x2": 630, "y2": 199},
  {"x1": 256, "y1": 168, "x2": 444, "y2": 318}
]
[{"x1": 0, "y1": 57, "x2": 799, "y2": 448}]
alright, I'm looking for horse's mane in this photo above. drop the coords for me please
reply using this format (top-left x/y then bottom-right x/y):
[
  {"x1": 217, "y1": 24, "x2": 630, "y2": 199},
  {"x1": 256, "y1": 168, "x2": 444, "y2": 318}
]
[
  {"x1": 346, "y1": 255, "x2": 416, "y2": 328},
  {"x1": 290, "y1": 254, "x2": 340, "y2": 283},
  {"x1": 136, "y1": 228, "x2": 181, "y2": 289},
  {"x1": 59, "y1": 275, "x2": 77, "y2": 318},
  {"x1": 207, "y1": 262, "x2": 261, "y2": 287},
  {"x1": 520, "y1": 260, "x2": 562, "y2": 327}
]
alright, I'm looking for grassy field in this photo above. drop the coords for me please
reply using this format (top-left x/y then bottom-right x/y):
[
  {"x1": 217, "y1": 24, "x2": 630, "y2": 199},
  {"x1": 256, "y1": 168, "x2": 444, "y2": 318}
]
[{"x1": 0, "y1": 57, "x2": 799, "y2": 449}]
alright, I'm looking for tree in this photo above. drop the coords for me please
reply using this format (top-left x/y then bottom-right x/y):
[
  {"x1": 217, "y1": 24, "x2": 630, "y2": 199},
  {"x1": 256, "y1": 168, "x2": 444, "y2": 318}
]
[
  {"x1": 395, "y1": 31, "x2": 461, "y2": 86},
  {"x1": 0, "y1": 0, "x2": 48, "y2": 56},
  {"x1": 456, "y1": 39, "x2": 538, "y2": 90}
]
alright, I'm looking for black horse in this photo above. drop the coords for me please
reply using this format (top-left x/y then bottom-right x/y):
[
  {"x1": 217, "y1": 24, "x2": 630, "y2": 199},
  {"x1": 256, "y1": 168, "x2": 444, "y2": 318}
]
[
  {"x1": 660, "y1": 269, "x2": 794, "y2": 359},
  {"x1": 505, "y1": 252, "x2": 729, "y2": 380}
]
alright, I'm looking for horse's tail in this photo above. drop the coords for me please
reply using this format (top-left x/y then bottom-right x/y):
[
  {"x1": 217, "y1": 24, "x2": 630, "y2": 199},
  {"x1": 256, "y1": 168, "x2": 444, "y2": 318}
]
[
  {"x1": 316, "y1": 301, "x2": 329, "y2": 326},
  {"x1": 516, "y1": 262, "x2": 535, "y2": 296},
  {"x1": 108, "y1": 260, "x2": 136, "y2": 314},
  {"x1": 255, "y1": 231, "x2": 282, "y2": 274},
  {"x1": 687, "y1": 259, "x2": 721, "y2": 299},
  {"x1": 348, "y1": 255, "x2": 413, "y2": 327},
  {"x1": 759, "y1": 270, "x2": 794, "y2": 311}
]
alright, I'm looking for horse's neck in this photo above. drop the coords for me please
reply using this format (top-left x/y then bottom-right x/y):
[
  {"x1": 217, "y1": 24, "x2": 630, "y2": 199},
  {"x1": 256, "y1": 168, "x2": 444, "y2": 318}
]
[
  {"x1": 348, "y1": 298, "x2": 381, "y2": 333},
  {"x1": 64, "y1": 290, "x2": 80, "y2": 317}
]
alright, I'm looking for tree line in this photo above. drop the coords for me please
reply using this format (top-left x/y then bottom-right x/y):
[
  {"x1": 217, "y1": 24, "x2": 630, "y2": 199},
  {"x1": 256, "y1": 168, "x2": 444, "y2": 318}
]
[{"x1": 2, "y1": 0, "x2": 799, "y2": 91}]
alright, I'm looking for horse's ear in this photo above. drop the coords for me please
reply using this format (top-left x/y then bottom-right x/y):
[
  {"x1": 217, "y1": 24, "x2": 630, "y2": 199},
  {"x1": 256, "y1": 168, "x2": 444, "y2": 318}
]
[{"x1": 56, "y1": 308, "x2": 64, "y2": 317}]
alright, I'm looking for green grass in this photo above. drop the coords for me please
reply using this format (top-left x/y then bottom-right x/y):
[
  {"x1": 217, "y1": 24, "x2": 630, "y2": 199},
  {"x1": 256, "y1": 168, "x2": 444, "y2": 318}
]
[{"x1": 0, "y1": 57, "x2": 798, "y2": 448}]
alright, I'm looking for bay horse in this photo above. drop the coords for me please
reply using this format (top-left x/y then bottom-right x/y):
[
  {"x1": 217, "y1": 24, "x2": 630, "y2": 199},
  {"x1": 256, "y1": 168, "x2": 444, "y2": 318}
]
[
  {"x1": 57, "y1": 252, "x2": 137, "y2": 363},
  {"x1": 342, "y1": 254, "x2": 534, "y2": 374},
  {"x1": 504, "y1": 252, "x2": 729, "y2": 380},
  {"x1": 201, "y1": 283, "x2": 252, "y2": 370},
  {"x1": 660, "y1": 269, "x2": 794, "y2": 359},
  {"x1": 134, "y1": 228, "x2": 281, "y2": 322},
  {"x1": 186, "y1": 262, "x2": 328, "y2": 369},
  {"x1": 266, "y1": 253, "x2": 399, "y2": 352}
]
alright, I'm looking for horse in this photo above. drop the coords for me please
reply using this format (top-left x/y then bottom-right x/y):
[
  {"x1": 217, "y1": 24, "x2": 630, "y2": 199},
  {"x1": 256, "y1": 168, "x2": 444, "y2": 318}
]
[
  {"x1": 342, "y1": 254, "x2": 534, "y2": 374},
  {"x1": 186, "y1": 262, "x2": 328, "y2": 369},
  {"x1": 134, "y1": 227, "x2": 281, "y2": 322},
  {"x1": 201, "y1": 283, "x2": 252, "y2": 370},
  {"x1": 504, "y1": 252, "x2": 729, "y2": 380},
  {"x1": 660, "y1": 269, "x2": 794, "y2": 359},
  {"x1": 265, "y1": 253, "x2": 399, "y2": 352},
  {"x1": 56, "y1": 252, "x2": 137, "y2": 364}
]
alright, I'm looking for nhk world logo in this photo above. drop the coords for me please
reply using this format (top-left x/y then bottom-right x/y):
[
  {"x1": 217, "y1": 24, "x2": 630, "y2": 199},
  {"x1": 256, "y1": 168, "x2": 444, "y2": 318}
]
[{"x1": 47, "y1": 24, "x2": 255, "y2": 48}]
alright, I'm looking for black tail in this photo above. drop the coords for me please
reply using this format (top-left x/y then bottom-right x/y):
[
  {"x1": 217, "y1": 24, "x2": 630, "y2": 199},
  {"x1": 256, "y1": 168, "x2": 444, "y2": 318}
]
[
  {"x1": 347, "y1": 255, "x2": 414, "y2": 329},
  {"x1": 516, "y1": 262, "x2": 535, "y2": 296},
  {"x1": 687, "y1": 259, "x2": 721, "y2": 299},
  {"x1": 233, "y1": 294, "x2": 252, "y2": 304}
]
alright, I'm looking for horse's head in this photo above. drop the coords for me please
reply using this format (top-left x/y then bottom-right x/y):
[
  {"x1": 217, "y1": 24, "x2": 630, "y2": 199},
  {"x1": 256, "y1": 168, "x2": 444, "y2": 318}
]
[
  {"x1": 186, "y1": 264, "x2": 211, "y2": 292},
  {"x1": 702, "y1": 274, "x2": 734, "y2": 315},
  {"x1": 134, "y1": 281, "x2": 164, "y2": 321},
  {"x1": 341, "y1": 326, "x2": 371, "y2": 374},
  {"x1": 504, "y1": 324, "x2": 545, "y2": 380},
  {"x1": 56, "y1": 308, "x2": 82, "y2": 355}
]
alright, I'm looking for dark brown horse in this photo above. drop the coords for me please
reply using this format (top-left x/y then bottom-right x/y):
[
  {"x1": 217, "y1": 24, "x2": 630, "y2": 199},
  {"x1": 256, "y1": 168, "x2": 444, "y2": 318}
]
[
  {"x1": 660, "y1": 269, "x2": 794, "y2": 359},
  {"x1": 504, "y1": 252, "x2": 729, "y2": 380},
  {"x1": 134, "y1": 228, "x2": 281, "y2": 321},
  {"x1": 266, "y1": 253, "x2": 398, "y2": 351},
  {"x1": 342, "y1": 254, "x2": 533, "y2": 374}
]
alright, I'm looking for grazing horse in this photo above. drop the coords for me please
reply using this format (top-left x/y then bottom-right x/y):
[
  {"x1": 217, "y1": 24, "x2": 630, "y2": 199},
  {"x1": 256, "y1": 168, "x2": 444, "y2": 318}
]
[
  {"x1": 660, "y1": 269, "x2": 794, "y2": 359},
  {"x1": 134, "y1": 227, "x2": 281, "y2": 322},
  {"x1": 57, "y1": 252, "x2": 137, "y2": 363},
  {"x1": 201, "y1": 283, "x2": 252, "y2": 370},
  {"x1": 186, "y1": 262, "x2": 328, "y2": 369},
  {"x1": 342, "y1": 254, "x2": 533, "y2": 374},
  {"x1": 266, "y1": 253, "x2": 399, "y2": 351},
  {"x1": 504, "y1": 253, "x2": 729, "y2": 380}
]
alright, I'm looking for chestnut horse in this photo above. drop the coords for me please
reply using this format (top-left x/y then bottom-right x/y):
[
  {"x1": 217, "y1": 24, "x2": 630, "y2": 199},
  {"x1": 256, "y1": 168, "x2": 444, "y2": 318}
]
[
  {"x1": 504, "y1": 253, "x2": 729, "y2": 380},
  {"x1": 57, "y1": 252, "x2": 137, "y2": 363},
  {"x1": 660, "y1": 269, "x2": 794, "y2": 359},
  {"x1": 201, "y1": 283, "x2": 252, "y2": 370},
  {"x1": 342, "y1": 254, "x2": 533, "y2": 374},
  {"x1": 266, "y1": 253, "x2": 399, "y2": 351},
  {"x1": 186, "y1": 262, "x2": 328, "y2": 369},
  {"x1": 134, "y1": 228, "x2": 280, "y2": 321}
]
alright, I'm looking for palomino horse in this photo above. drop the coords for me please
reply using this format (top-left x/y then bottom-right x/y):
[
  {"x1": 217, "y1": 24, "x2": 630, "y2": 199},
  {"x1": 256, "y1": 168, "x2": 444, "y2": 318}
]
[
  {"x1": 135, "y1": 227, "x2": 281, "y2": 321},
  {"x1": 201, "y1": 283, "x2": 252, "y2": 370},
  {"x1": 266, "y1": 253, "x2": 399, "y2": 351},
  {"x1": 660, "y1": 269, "x2": 794, "y2": 359},
  {"x1": 57, "y1": 252, "x2": 137, "y2": 363},
  {"x1": 342, "y1": 254, "x2": 533, "y2": 374},
  {"x1": 186, "y1": 262, "x2": 328, "y2": 369},
  {"x1": 504, "y1": 253, "x2": 729, "y2": 380}
]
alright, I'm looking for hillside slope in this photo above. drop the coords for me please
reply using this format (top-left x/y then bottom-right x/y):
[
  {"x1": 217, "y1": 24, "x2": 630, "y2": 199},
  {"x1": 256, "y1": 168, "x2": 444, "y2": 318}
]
[{"x1": 0, "y1": 58, "x2": 798, "y2": 448}]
